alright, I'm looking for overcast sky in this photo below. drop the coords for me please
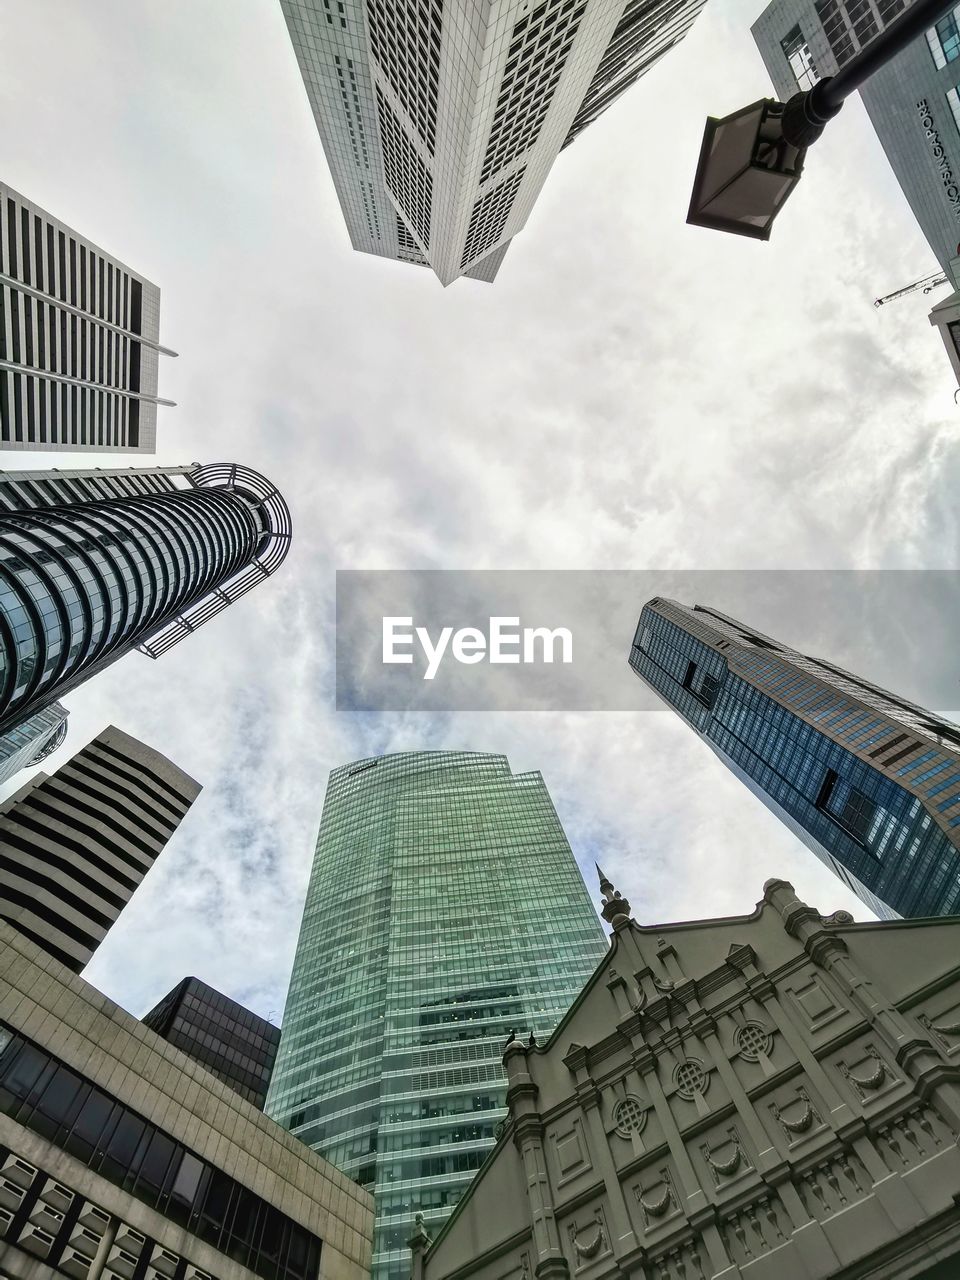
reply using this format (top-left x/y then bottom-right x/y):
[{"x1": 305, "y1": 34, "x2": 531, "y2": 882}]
[{"x1": 2, "y1": 0, "x2": 959, "y2": 1027}]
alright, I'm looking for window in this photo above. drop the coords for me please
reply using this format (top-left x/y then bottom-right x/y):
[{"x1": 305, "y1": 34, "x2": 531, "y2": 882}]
[
  {"x1": 816, "y1": 768, "x2": 879, "y2": 845},
  {"x1": 781, "y1": 25, "x2": 820, "y2": 91},
  {"x1": 928, "y1": 7, "x2": 960, "y2": 67}
]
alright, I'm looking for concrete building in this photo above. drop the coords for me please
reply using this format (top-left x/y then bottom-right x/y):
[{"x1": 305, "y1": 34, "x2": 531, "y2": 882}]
[
  {"x1": 413, "y1": 872, "x2": 960, "y2": 1280},
  {"x1": 0, "y1": 918, "x2": 373, "y2": 1280},
  {"x1": 142, "y1": 978, "x2": 281, "y2": 1110},
  {"x1": 629, "y1": 598, "x2": 960, "y2": 921},
  {"x1": 752, "y1": 0, "x2": 960, "y2": 288},
  {"x1": 0, "y1": 463, "x2": 292, "y2": 739},
  {"x1": 0, "y1": 181, "x2": 176, "y2": 452},
  {"x1": 279, "y1": 0, "x2": 707, "y2": 285},
  {"x1": 0, "y1": 725, "x2": 200, "y2": 973},
  {"x1": 265, "y1": 751, "x2": 608, "y2": 1280},
  {"x1": 0, "y1": 702, "x2": 68, "y2": 790}
]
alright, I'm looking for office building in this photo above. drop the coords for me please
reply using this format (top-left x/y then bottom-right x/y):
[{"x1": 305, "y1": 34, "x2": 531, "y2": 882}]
[
  {"x1": 0, "y1": 724, "x2": 200, "y2": 972},
  {"x1": 412, "y1": 873, "x2": 960, "y2": 1280},
  {"x1": 0, "y1": 181, "x2": 175, "y2": 452},
  {"x1": 0, "y1": 917, "x2": 373, "y2": 1280},
  {"x1": 0, "y1": 462, "x2": 292, "y2": 737},
  {"x1": 142, "y1": 977, "x2": 281, "y2": 1110},
  {"x1": 265, "y1": 751, "x2": 608, "y2": 1280},
  {"x1": 0, "y1": 699, "x2": 67, "y2": 788},
  {"x1": 279, "y1": 0, "x2": 707, "y2": 286},
  {"x1": 629, "y1": 598, "x2": 960, "y2": 921},
  {"x1": 752, "y1": 0, "x2": 960, "y2": 290}
]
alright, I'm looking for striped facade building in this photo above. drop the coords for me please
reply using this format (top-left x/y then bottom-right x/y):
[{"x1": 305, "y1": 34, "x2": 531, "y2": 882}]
[
  {"x1": 629, "y1": 599, "x2": 960, "y2": 921},
  {"x1": 0, "y1": 724, "x2": 200, "y2": 971},
  {"x1": 280, "y1": 0, "x2": 707, "y2": 285},
  {"x1": 0, "y1": 463, "x2": 292, "y2": 739},
  {"x1": 0, "y1": 181, "x2": 175, "y2": 452}
]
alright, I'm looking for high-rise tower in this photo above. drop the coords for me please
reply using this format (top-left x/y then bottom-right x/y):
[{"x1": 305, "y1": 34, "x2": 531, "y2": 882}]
[
  {"x1": 0, "y1": 724, "x2": 200, "y2": 971},
  {"x1": 0, "y1": 462, "x2": 291, "y2": 736},
  {"x1": 265, "y1": 751, "x2": 607, "y2": 1280},
  {"x1": 629, "y1": 598, "x2": 960, "y2": 921},
  {"x1": 0, "y1": 181, "x2": 175, "y2": 452},
  {"x1": 279, "y1": 0, "x2": 707, "y2": 285},
  {"x1": 0, "y1": 699, "x2": 67, "y2": 788}
]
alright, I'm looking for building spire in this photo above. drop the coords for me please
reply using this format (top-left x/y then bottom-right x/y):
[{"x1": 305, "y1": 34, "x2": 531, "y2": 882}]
[{"x1": 597, "y1": 864, "x2": 632, "y2": 924}]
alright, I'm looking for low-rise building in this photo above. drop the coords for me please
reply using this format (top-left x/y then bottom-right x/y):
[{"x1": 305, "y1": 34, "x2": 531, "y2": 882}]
[
  {"x1": 414, "y1": 873, "x2": 960, "y2": 1280},
  {"x1": 0, "y1": 919, "x2": 373, "y2": 1280}
]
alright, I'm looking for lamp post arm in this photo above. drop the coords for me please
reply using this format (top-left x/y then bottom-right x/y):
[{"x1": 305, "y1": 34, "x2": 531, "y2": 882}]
[{"x1": 781, "y1": 0, "x2": 956, "y2": 145}]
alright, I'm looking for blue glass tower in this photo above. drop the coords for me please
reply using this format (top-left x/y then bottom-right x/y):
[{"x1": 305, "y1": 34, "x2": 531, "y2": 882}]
[{"x1": 630, "y1": 599, "x2": 960, "y2": 921}]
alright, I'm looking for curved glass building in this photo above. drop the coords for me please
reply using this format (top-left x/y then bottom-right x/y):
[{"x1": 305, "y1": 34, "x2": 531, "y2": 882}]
[
  {"x1": 0, "y1": 463, "x2": 291, "y2": 734},
  {"x1": 265, "y1": 751, "x2": 607, "y2": 1280}
]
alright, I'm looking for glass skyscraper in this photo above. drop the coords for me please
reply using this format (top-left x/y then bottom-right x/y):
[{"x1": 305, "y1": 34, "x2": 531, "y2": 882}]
[
  {"x1": 0, "y1": 699, "x2": 67, "y2": 787},
  {"x1": 629, "y1": 598, "x2": 960, "y2": 921},
  {"x1": 265, "y1": 751, "x2": 607, "y2": 1280},
  {"x1": 0, "y1": 462, "x2": 291, "y2": 736}
]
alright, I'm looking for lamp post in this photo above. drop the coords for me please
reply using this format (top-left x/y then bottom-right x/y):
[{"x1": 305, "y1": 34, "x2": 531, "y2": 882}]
[{"x1": 688, "y1": 0, "x2": 957, "y2": 239}]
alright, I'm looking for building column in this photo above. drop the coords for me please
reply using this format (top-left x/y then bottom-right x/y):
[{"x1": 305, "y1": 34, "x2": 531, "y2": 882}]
[{"x1": 506, "y1": 1044, "x2": 568, "y2": 1280}]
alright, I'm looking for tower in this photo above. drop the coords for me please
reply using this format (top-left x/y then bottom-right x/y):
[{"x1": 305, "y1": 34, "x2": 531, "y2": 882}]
[
  {"x1": 629, "y1": 597, "x2": 960, "y2": 921},
  {"x1": 0, "y1": 180, "x2": 175, "y2": 452},
  {"x1": 0, "y1": 462, "x2": 291, "y2": 736},
  {"x1": 0, "y1": 699, "x2": 68, "y2": 788},
  {"x1": 265, "y1": 751, "x2": 608, "y2": 1280},
  {"x1": 0, "y1": 724, "x2": 200, "y2": 971},
  {"x1": 279, "y1": 0, "x2": 708, "y2": 285}
]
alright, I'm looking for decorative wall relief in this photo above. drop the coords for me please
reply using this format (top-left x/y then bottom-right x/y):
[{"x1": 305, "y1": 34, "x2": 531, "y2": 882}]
[
  {"x1": 838, "y1": 1044, "x2": 895, "y2": 1102},
  {"x1": 735, "y1": 1020, "x2": 775, "y2": 1076},
  {"x1": 612, "y1": 1095, "x2": 648, "y2": 1156},
  {"x1": 673, "y1": 1058, "x2": 710, "y2": 1117},
  {"x1": 633, "y1": 1168, "x2": 678, "y2": 1230},
  {"x1": 551, "y1": 1117, "x2": 592, "y2": 1186},
  {"x1": 770, "y1": 1087, "x2": 822, "y2": 1143},
  {"x1": 919, "y1": 1006, "x2": 960, "y2": 1054},
  {"x1": 787, "y1": 973, "x2": 845, "y2": 1033},
  {"x1": 566, "y1": 1208, "x2": 611, "y2": 1272},
  {"x1": 701, "y1": 1128, "x2": 751, "y2": 1187}
]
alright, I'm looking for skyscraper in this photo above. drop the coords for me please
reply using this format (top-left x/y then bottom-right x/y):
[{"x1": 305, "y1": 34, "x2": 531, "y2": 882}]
[
  {"x1": 143, "y1": 976, "x2": 282, "y2": 1109},
  {"x1": 629, "y1": 598, "x2": 960, "y2": 921},
  {"x1": 0, "y1": 724, "x2": 200, "y2": 971},
  {"x1": 0, "y1": 180, "x2": 175, "y2": 452},
  {"x1": 0, "y1": 699, "x2": 67, "y2": 787},
  {"x1": 0, "y1": 462, "x2": 292, "y2": 736},
  {"x1": 279, "y1": 0, "x2": 707, "y2": 285},
  {"x1": 265, "y1": 751, "x2": 608, "y2": 1280}
]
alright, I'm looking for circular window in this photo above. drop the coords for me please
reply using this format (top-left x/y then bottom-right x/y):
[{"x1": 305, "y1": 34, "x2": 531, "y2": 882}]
[
  {"x1": 674, "y1": 1059, "x2": 707, "y2": 1099},
  {"x1": 613, "y1": 1095, "x2": 647, "y2": 1138}
]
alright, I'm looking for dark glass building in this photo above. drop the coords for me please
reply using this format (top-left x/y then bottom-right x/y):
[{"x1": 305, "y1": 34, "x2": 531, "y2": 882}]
[
  {"x1": 0, "y1": 462, "x2": 291, "y2": 736},
  {"x1": 629, "y1": 598, "x2": 960, "y2": 921},
  {"x1": 143, "y1": 976, "x2": 281, "y2": 1109}
]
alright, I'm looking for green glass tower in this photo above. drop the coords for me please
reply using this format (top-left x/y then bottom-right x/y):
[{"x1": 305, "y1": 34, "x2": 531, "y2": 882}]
[{"x1": 265, "y1": 752, "x2": 607, "y2": 1280}]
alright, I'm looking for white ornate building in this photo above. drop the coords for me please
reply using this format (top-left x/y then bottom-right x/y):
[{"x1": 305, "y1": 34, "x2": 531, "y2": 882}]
[{"x1": 412, "y1": 872, "x2": 960, "y2": 1279}]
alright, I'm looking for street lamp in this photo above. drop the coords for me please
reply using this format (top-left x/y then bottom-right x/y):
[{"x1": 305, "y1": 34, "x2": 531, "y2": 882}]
[{"x1": 688, "y1": 0, "x2": 956, "y2": 240}]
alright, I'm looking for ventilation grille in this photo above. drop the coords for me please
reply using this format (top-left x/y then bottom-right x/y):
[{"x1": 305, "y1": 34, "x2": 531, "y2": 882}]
[
  {"x1": 377, "y1": 89, "x2": 433, "y2": 249},
  {"x1": 367, "y1": 0, "x2": 442, "y2": 152},
  {"x1": 480, "y1": 0, "x2": 587, "y2": 185},
  {"x1": 461, "y1": 168, "x2": 525, "y2": 269}
]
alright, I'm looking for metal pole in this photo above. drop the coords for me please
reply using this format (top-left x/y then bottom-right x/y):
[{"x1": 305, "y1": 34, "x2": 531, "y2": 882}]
[{"x1": 816, "y1": 0, "x2": 957, "y2": 113}]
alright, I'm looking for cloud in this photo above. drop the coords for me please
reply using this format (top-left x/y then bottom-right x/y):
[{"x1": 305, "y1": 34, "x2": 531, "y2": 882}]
[{"x1": 0, "y1": 0, "x2": 957, "y2": 1024}]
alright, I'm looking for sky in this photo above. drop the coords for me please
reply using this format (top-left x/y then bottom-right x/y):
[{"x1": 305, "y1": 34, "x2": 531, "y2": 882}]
[{"x1": 1, "y1": 0, "x2": 959, "y2": 1028}]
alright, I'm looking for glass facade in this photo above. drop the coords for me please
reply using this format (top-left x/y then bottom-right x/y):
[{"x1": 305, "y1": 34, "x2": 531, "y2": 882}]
[
  {"x1": 630, "y1": 600, "x2": 960, "y2": 922},
  {"x1": 0, "y1": 463, "x2": 291, "y2": 736},
  {"x1": 143, "y1": 977, "x2": 281, "y2": 1109},
  {"x1": 0, "y1": 699, "x2": 67, "y2": 787},
  {"x1": 265, "y1": 751, "x2": 607, "y2": 1280},
  {"x1": 0, "y1": 1023, "x2": 322, "y2": 1280}
]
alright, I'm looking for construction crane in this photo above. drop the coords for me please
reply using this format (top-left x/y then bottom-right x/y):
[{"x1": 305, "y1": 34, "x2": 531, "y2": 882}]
[{"x1": 874, "y1": 271, "x2": 950, "y2": 307}]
